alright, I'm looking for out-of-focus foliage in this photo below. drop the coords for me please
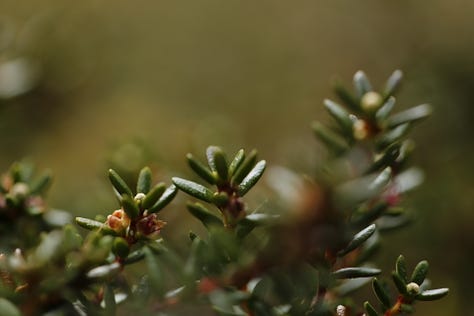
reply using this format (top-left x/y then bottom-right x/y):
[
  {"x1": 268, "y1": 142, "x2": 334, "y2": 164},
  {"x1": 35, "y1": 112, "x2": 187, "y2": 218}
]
[{"x1": 0, "y1": 1, "x2": 472, "y2": 315}]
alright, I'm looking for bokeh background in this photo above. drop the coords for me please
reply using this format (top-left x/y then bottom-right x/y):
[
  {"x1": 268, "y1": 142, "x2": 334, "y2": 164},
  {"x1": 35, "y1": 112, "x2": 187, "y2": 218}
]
[{"x1": 0, "y1": 1, "x2": 473, "y2": 315}]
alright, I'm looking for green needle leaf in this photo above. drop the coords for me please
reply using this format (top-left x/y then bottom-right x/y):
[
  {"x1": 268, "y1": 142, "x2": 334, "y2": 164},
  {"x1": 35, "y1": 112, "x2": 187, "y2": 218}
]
[
  {"x1": 383, "y1": 69, "x2": 403, "y2": 98},
  {"x1": 75, "y1": 217, "x2": 106, "y2": 231},
  {"x1": 416, "y1": 288, "x2": 449, "y2": 301},
  {"x1": 334, "y1": 80, "x2": 361, "y2": 112},
  {"x1": 323, "y1": 99, "x2": 354, "y2": 136},
  {"x1": 338, "y1": 224, "x2": 376, "y2": 256},
  {"x1": 376, "y1": 123, "x2": 410, "y2": 149},
  {"x1": 108, "y1": 169, "x2": 133, "y2": 196},
  {"x1": 367, "y1": 145, "x2": 400, "y2": 172},
  {"x1": 172, "y1": 177, "x2": 214, "y2": 202},
  {"x1": 376, "y1": 96, "x2": 396, "y2": 123},
  {"x1": 311, "y1": 121, "x2": 349, "y2": 154},
  {"x1": 364, "y1": 301, "x2": 379, "y2": 316},
  {"x1": 228, "y1": 149, "x2": 245, "y2": 178},
  {"x1": 187, "y1": 202, "x2": 223, "y2": 228},
  {"x1": 30, "y1": 170, "x2": 52, "y2": 195},
  {"x1": 123, "y1": 249, "x2": 145, "y2": 265},
  {"x1": 333, "y1": 267, "x2": 381, "y2": 279},
  {"x1": 373, "y1": 278, "x2": 392, "y2": 308},
  {"x1": 104, "y1": 284, "x2": 117, "y2": 315},
  {"x1": 142, "y1": 183, "x2": 166, "y2": 210},
  {"x1": 396, "y1": 255, "x2": 408, "y2": 283},
  {"x1": 353, "y1": 70, "x2": 373, "y2": 97},
  {"x1": 137, "y1": 166, "x2": 152, "y2": 194},
  {"x1": 237, "y1": 160, "x2": 266, "y2": 196},
  {"x1": 121, "y1": 194, "x2": 140, "y2": 219},
  {"x1": 208, "y1": 146, "x2": 229, "y2": 181},
  {"x1": 388, "y1": 104, "x2": 432, "y2": 128},
  {"x1": 410, "y1": 260, "x2": 429, "y2": 285},
  {"x1": 186, "y1": 153, "x2": 216, "y2": 184},
  {"x1": 148, "y1": 184, "x2": 178, "y2": 213},
  {"x1": 392, "y1": 271, "x2": 408, "y2": 295},
  {"x1": 231, "y1": 149, "x2": 257, "y2": 185}
]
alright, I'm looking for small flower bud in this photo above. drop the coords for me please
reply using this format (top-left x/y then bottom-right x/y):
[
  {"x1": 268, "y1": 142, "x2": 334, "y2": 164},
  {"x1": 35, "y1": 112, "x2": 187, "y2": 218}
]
[
  {"x1": 406, "y1": 282, "x2": 420, "y2": 296},
  {"x1": 134, "y1": 193, "x2": 146, "y2": 201},
  {"x1": 10, "y1": 183, "x2": 29, "y2": 199},
  {"x1": 353, "y1": 119, "x2": 370, "y2": 140},
  {"x1": 361, "y1": 91, "x2": 383, "y2": 112}
]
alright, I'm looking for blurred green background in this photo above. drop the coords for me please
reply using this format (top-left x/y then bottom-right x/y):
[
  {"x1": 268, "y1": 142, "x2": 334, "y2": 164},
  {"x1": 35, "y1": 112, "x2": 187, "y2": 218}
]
[{"x1": 0, "y1": 1, "x2": 472, "y2": 315}]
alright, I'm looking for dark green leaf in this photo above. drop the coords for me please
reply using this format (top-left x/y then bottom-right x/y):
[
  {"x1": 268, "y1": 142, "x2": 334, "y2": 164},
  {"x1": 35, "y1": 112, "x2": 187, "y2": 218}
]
[
  {"x1": 108, "y1": 169, "x2": 133, "y2": 196},
  {"x1": 367, "y1": 145, "x2": 400, "y2": 173},
  {"x1": 187, "y1": 202, "x2": 223, "y2": 228},
  {"x1": 228, "y1": 149, "x2": 245, "y2": 177},
  {"x1": 187, "y1": 153, "x2": 216, "y2": 184},
  {"x1": 311, "y1": 122, "x2": 349, "y2": 154},
  {"x1": 142, "y1": 183, "x2": 166, "y2": 210},
  {"x1": 353, "y1": 70, "x2": 373, "y2": 97},
  {"x1": 143, "y1": 246, "x2": 164, "y2": 295},
  {"x1": 112, "y1": 237, "x2": 130, "y2": 258},
  {"x1": 121, "y1": 194, "x2": 140, "y2": 219},
  {"x1": 208, "y1": 146, "x2": 229, "y2": 181},
  {"x1": 376, "y1": 123, "x2": 410, "y2": 149},
  {"x1": 237, "y1": 160, "x2": 266, "y2": 196},
  {"x1": 410, "y1": 260, "x2": 429, "y2": 285},
  {"x1": 104, "y1": 285, "x2": 116, "y2": 315},
  {"x1": 373, "y1": 278, "x2": 392, "y2": 308},
  {"x1": 148, "y1": 184, "x2": 178, "y2": 213},
  {"x1": 334, "y1": 80, "x2": 360, "y2": 112},
  {"x1": 232, "y1": 149, "x2": 257, "y2": 185},
  {"x1": 338, "y1": 224, "x2": 376, "y2": 256},
  {"x1": 416, "y1": 288, "x2": 449, "y2": 301},
  {"x1": 392, "y1": 271, "x2": 408, "y2": 295},
  {"x1": 124, "y1": 249, "x2": 145, "y2": 265},
  {"x1": 137, "y1": 166, "x2": 152, "y2": 194},
  {"x1": 396, "y1": 255, "x2": 408, "y2": 283},
  {"x1": 172, "y1": 177, "x2": 214, "y2": 202},
  {"x1": 383, "y1": 69, "x2": 403, "y2": 98},
  {"x1": 323, "y1": 99, "x2": 354, "y2": 136},
  {"x1": 364, "y1": 301, "x2": 379, "y2": 316},
  {"x1": 333, "y1": 267, "x2": 381, "y2": 279},
  {"x1": 388, "y1": 104, "x2": 432, "y2": 128},
  {"x1": 212, "y1": 191, "x2": 229, "y2": 207},
  {"x1": 30, "y1": 170, "x2": 52, "y2": 195}
]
